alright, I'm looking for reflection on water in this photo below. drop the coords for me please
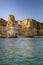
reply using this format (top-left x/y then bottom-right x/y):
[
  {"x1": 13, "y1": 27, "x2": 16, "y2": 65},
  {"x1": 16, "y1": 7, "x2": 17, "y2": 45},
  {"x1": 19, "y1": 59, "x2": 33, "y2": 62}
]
[{"x1": 0, "y1": 38, "x2": 43, "y2": 65}]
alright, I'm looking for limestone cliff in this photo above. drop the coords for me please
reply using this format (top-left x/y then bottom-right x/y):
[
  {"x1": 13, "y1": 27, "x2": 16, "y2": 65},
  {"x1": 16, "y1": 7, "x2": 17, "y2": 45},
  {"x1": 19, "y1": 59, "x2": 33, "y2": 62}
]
[
  {"x1": 17, "y1": 18, "x2": 43, "y2": 37},
  {"x1": 7, "y1": 14, "x2": 18, "y2": 37},
  {"x1": 18, "y1": 19, "x2": 38, "y2": 37},
  {"x1": 0, "y1": 18, "x2": 7, "y2": 37},
  {"x1": 7, "y1": 14, "x2": 15, "y2": 27},
  {"x1": 0, "y1": 14, "x2": 43, "y2": 37},
  {"x1": 38, "y1": 23, "x2": 43, "y2": 36}
]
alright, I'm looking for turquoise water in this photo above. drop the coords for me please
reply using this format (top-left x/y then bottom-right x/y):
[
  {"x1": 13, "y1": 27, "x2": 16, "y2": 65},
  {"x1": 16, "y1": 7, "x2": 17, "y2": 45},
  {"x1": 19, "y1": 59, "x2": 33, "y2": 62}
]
[{"x1": 0, "y1": 38, "x2": 43, "y2": 65}]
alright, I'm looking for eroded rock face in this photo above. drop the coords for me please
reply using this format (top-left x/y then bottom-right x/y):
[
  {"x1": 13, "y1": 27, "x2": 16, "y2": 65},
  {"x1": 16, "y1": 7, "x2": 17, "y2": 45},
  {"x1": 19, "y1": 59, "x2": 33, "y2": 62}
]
[
  {"x1": 0, "y1": 14, "x2": 43, "y2": 37},
  {"x1": 17, "y1": 18, "x2": 43, "y2": 37},
  {"x1": 7, "y1": 15, "x2": 14, "y2": 37},
  {"x1": 17, "y1": 19, "x2": 38, "y2": 37},
  {"x1": 7, "y1": 14, "x2": 18, "y2": 37},
  {"x1": 0, "y1": 18, "x2": 7, "y2": 37},
  {"x1": 7, "y1": 14, "x2": 15, "y2": 27},
  {"x1": 38, "y1": 23, "x2": 43, "y2": 36}
]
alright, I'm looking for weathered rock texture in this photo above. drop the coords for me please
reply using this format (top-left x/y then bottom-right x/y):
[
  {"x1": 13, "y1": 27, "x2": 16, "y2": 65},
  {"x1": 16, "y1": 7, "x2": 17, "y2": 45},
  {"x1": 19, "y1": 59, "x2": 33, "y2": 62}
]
[
  {"x1": 0, "y1": 18, "x2": 7, "y2": 37},
  {"x1": 0, "y1": 14, "x2": 43, "y2": 37},
  {"x1": 38, "y1": 23, "x2": 43, "y2": 36},
  {"x1": 7, "y1": 15, "x2": 18, "y2": 37},
  {"x1": 17, "y1": 18, "x2": 43, "y2": 37}
]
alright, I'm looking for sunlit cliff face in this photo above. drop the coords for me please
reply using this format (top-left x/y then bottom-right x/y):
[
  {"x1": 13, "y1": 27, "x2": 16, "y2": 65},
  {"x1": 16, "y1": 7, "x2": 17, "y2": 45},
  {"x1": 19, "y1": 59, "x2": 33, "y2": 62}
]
[
  {"x1": 6, "y1": 14, "x2": 43, "y2": 37},
  {"x1": 1, "y1": 14, "x2": 43, "y2": 37},
  {"x1": 8, "y1": 15, "x2": 15, "y2": 23},
  {"x1": 7, "y1": 15, "x2": 15, "y2": 36},
  {"x1": 26, "y1": 22, "x2": 31, "y2": 28},
  {"x1": 18, "y1": 20, "x2": 21, "y2": 25},
  {"x1": 22, "y1": 19, "x2": 27, "y2": 26},
  {"x1": 7, "y1": 15, "x2": 18, "y2": 37},
  {"x1": 21, "y1": 19, "x2": 31, "y2": 28}
]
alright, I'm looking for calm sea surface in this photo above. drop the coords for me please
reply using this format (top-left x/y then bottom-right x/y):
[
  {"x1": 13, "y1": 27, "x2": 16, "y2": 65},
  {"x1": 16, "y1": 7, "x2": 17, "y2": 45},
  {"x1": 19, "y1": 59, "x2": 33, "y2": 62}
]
[{"x1": 0, "y1": 38, "x2": 43, "y2": 65}]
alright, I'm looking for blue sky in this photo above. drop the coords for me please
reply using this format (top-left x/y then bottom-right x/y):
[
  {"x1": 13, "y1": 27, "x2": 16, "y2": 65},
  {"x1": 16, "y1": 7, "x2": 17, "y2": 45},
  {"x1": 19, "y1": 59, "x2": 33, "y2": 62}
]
[{"x1": 0, "y1": 0, "x2": 43, "y2": 22}]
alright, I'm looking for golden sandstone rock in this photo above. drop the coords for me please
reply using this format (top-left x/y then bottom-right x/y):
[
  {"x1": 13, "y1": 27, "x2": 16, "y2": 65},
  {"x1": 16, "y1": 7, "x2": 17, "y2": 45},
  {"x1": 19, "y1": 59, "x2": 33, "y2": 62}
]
[
  {"x1": 7, "y1": 14, "x2": 15, "y2": 27},
  {"x1": 7, "y1": 14, "x2": 18, "y2": 37},
  {"x1": 0, "y1": 14, "x2": 43, "y2": 37}
]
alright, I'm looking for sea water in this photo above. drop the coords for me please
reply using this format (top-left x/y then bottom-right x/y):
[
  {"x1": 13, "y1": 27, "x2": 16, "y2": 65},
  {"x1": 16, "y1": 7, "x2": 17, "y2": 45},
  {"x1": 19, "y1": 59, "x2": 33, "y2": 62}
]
[{"x1": 0, "y1": 38, "x2": 43, "y2": 65}]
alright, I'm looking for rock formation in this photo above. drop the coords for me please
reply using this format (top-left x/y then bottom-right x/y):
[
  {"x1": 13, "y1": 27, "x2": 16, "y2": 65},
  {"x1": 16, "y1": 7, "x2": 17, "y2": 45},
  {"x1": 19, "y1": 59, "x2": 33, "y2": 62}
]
[
  {"x1": 7, "y1": 14, "x2": 18, "y2": 37},
  {"x1": 0, "y1": 14, "x2": 43, "y2": 37},
  {"x1": 17, "y1": 18, "x2": 43, "y2": 37},
  {"x1": 18, "y1": 19, "x2": 38, "y2": 37},
  {"x1": 38, "y1": 23, "x2": 43, "y2": 36},
  {"x1": 0, "y1": 18, "x2": 7, "y2": 37}
]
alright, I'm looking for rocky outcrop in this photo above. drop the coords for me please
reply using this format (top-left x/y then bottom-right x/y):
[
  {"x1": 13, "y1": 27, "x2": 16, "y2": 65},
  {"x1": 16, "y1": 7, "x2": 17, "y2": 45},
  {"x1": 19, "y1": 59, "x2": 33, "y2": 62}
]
[
  {"x1": 0, "y1": 14, "x2": 43, "y2": 37},
  {"x1": 17, "y1": 19, "x2": 38, "y2": 37},
  {"x1": 0, "y1": 18, "x2": 7, "y2": 37},
  {"x1": 38, "y1": 23, "x2": 43, "y2": 36},
  {"x1": 7, "y1": 14, "x2": 18, "y2": 37},
  {"x1": 17, "y1": 18, "x2": 43, "y2": 37}
]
